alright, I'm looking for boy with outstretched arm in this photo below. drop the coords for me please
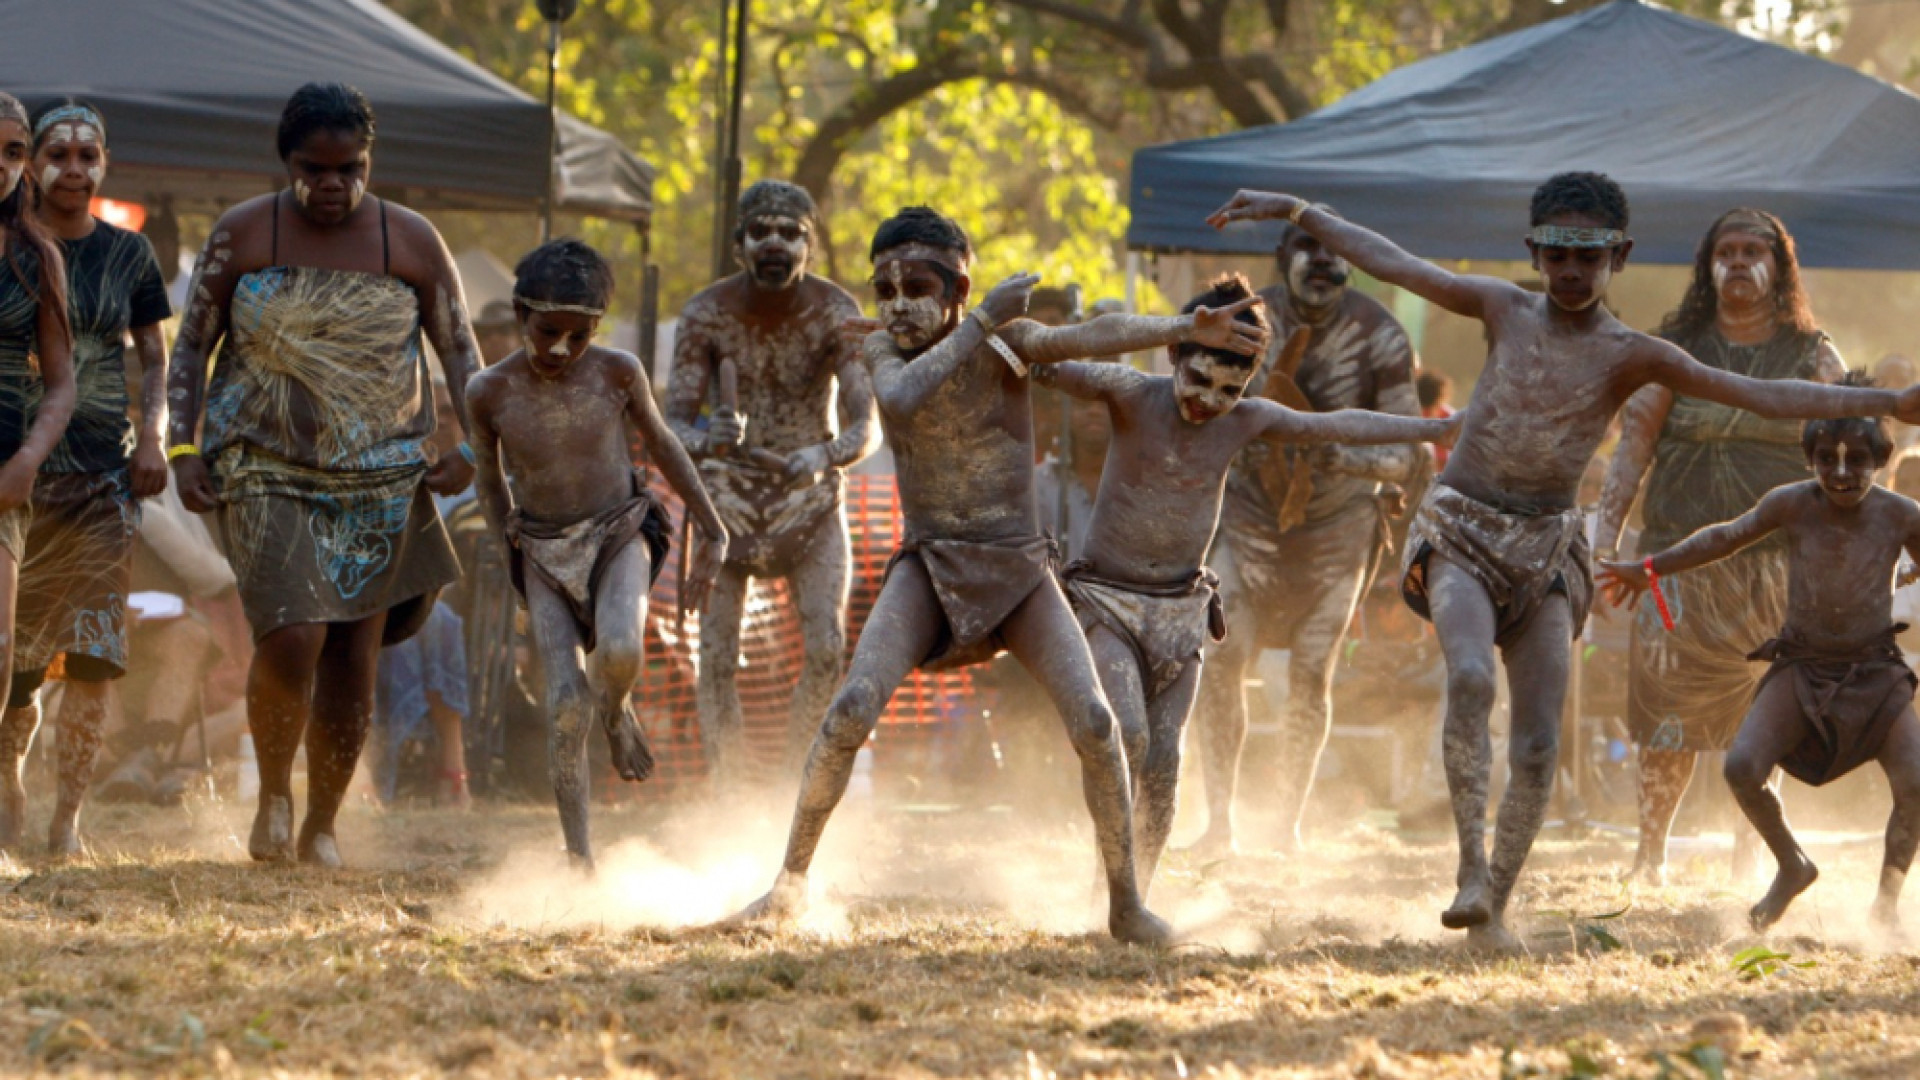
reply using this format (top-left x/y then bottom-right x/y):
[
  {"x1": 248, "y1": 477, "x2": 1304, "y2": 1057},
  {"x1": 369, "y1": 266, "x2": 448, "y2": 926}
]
[
  {"x1": 1035, "y1": 273, "x2": 1456, "y2": 896},
  {"x1": 466, "y1": 239, "x2": 729, "y2": 869},
  {"x1": 736, "y1": 207, "x2": 1266, "y2": 944},
  {"x1": 1599, "y1": 400, "x2": 1920, "y2": 934},
  {"x1": 1209, "y1": 173, "x2": 1920, "y2": 949}
]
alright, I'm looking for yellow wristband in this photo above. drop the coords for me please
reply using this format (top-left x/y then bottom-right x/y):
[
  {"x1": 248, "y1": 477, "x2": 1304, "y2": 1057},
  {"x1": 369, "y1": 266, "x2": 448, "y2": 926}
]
[
  {"x1": 166, "y1": 444, "x2": 201, "y2": 462},
  {"x1": 1288, "y1": 200, "x2": 1312, "y2": 225}
]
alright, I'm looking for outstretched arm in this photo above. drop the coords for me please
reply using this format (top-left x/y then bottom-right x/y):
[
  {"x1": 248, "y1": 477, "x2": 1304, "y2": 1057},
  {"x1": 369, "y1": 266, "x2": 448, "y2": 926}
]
[
  {"x1": 1596, "y1": 487, "x2": 1790, "y2": 606},
  {"x1": 1594, "y1": 385, "x2": 1672, "y2": 554},
  {"x1": 999, "y1": 297, "x2": 1266, "y2": 365},
  {"x1": 628, "y1": 359, "x2": 728, "y2": 610},
  {"x1": 867, "y1": 271, "x2": 1040, "y2": 420},
  {"x1": 1638, "y1": 337, "x2": 1906, "y2": 420},
  {"x1": 1311, "y1": 320, "x2": 1425, "y2": 484},
  {"x1": 1208, "y1": 190, "x2": 1524, "y2": 320},
  {"x1": 1029, "y1": 360, "x2": 1143, "y2": 402},
  {"x1": 1250, "y1": 399, "x2": 1458, "y2": 448}
]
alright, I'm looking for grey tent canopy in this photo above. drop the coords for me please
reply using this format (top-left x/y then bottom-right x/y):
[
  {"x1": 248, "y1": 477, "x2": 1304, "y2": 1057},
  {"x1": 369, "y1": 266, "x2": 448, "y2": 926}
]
[
  {"x1": 1128, "y1": 0, "x2": 1920, "y2": 268},
  {"x1": 0, "y1": 0, "x2": 652, "y2": 224}
]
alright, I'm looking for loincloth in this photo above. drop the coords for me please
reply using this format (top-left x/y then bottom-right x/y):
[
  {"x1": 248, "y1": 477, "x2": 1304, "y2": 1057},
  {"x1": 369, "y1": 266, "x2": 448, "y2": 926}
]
[
  {"x1": 1628, "y1": 545, "x2": 1787, "y2": 752},
  {"x1": 884, "y1": 534, "x2": 1057, "y2": 672},
  {"x1": 216, "y1": 448, "x2": 457, "y2": 645},
  {"x1": 1062, "y1": 561, "x2": 1225, "y2": 698},
  {"x1": 1399, "y1": 483, "x2": 1591, "y2": 648},
  {"x1": 1748, "y1": 627, "x2": 1916, "y2": 787},
  {"x1": 14, "y1": 469, "x2": 139, "y2": 677},
  {"x1": 506, "y1": 477, "x2": 672, "y2": 653},
  {"x1": 700, "y1": 457, "x2": 841, "y2": 577}
]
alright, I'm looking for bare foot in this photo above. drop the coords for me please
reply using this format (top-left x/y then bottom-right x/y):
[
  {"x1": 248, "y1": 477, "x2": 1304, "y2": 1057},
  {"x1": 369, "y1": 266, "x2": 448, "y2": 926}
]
[
  {"x1": 436, "y1": 770, "x2": 473, "y2": 811},
  {"x1": 733, "y1": 870, "x2": 808, "y2": 924},
  {"x1": 47, "y1": 812, "x2": 83, "y2": 860},
  {"x1": 1749, "y1": 855, "x2": 1818, "y2": 931},
  {"x1": 568, "y1": 850, "x2": 596, "y2": 875},
  {"x1": 0, "y1": 774, "x2": 23, "y2": 850},
  {"x1": 298, "y1": 831, "x2": 344, "y2": 868},
  {"x1": 604, "y1": 699, "x2": 656, "y2": 782},
  {"x1": 1442, "y1": 878, "x2": 1493, "y2": 929},
  {"x1": 1626, "y1": 858, "x2": 1668, "y2": 888},
  {"x1": 1179, "y1": 828, "x2": 1238, "y2": 861},
  {"x1": 249, "y1": 795, "x2": 294, "y2": 863},
  {"x1": 1871, "y1": 896, "x2": 1904, "y2": 940},
  {"x1": 1464, "y1": 921, "x2": 1524, "y2": 954},
  {"x1": 1109, "y1": 902, "x2": 1174, "y2": 946}
]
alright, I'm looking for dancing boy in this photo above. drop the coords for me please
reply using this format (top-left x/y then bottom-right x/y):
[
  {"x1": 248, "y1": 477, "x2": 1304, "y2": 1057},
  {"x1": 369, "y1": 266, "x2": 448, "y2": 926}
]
[
  {"x1": 1209, "y1": 173, "x2": 1920, "y2": 948},
  {"x1": 466, "y1": 239, "x2": 728, "y2": 868}
]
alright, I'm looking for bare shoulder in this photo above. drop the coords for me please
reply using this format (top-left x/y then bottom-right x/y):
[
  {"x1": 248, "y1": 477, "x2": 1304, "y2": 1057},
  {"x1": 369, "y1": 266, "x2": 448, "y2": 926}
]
[
  {"x1": 380, "y1": 200, "x2": 441, "y2": 245},
  {"x1": 204, "y1": 194, "x2": 277, "y2": 263},
  {"x1": 677, "y1": 277, "x2": 739, "y2": 321},
  {"x1": 585, "y1": 344, "x2": 646, "y2": 387},
  {"x1": 464, "y1": 355, "x2": 523, "y2": 415},
  {"x1": 1868, "y1": 485, "x2": 1920, "y2": 526},
  {"x1": 804, "y1": 274, "x2": 861, "y2": 316},
  {"x1": 1758, "y1": 481, "x2": 1819, "y2": 521}
]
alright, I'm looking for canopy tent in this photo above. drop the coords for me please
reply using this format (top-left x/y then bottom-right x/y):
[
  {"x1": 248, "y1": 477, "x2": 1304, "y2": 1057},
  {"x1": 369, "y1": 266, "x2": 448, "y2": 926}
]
[
  {"x1": 0, "y1": 0, "x2": 652, "y2": 225},
  {"x1": 1127, "y1": 0, "x2": 1920, "y2": 268}
]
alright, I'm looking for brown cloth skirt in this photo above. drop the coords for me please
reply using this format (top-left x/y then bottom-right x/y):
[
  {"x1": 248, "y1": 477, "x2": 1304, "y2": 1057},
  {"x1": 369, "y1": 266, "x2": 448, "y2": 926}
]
[
  {"x1": 506, "y1": 480, "x2": 672, "y2": 654},
  {"x1": 13, "y1": 469, "x2": 138, "y2": 677},
  {"x1": 883, "y1": 534, "x2": 1057, "y2": 672},
  {"x1": 1748, "y1": 627, "x2": 1916, "y2": 787},
  {"x1": 1400, "y1": 483, "x2": 1592, "y2": 648},
  {"x1": 1062, "y1": 561, "x2": 1225, "y2": 698}
]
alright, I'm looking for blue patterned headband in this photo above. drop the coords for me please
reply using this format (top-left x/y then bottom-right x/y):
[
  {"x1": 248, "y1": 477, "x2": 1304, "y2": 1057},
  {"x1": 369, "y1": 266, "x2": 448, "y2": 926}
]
[
  {"x1": 32, "y1": 104, "x2": 105, "y2": 143},
  {"x1": 1527, "y1": 225, "x2": 1626, "y2": 249}
]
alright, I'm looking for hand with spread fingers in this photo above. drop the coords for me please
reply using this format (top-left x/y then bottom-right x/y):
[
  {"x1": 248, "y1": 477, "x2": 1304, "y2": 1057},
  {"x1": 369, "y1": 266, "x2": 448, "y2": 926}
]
[
  {"x1": 1189, "y1": 294, "x2": 1269, "y2": 356},
  {"x1": 1595, "y1": 558, "x2": 1650, "y2": 609},
  {"x1": 1206, "y1": 190, "x2": 1307, "y2": 230},
  {"x1": 975, "y1": 271, "x2": 1043, "y2": 327}
]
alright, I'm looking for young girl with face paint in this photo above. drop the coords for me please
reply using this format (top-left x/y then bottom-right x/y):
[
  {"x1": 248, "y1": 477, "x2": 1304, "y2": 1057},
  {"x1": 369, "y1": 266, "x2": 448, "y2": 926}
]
[
  {"x1": 164, "y1": 82, "x2": 484, "y2": 867},
  {"x1": 0, "y1": 101, "x2": 174, "y2": 856},
  {"x1": 1593, "y1": 208, "x2": 1845, "y2": 888},
  {"x1": 0, "y1": 91, "x2": 78, "y2": 852}
]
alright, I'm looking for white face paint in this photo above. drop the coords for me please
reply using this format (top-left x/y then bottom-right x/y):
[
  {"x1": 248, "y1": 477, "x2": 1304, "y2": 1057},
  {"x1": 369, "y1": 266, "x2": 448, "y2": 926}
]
[
  {"x1": 1173, "y1": 353, "x2": 1253, "y2": 424},
  {"x1": 737, "y1": 213, "x2": 810, "y2": 290},
  {"x1": 39, "y1": 165, "x2": 60, "y2": 192},
  {"x1": 875, "y1": 259, "x2": 948, "y2": 352},
  {"x1": 0, "y1": 162, "x2": 20, "y2": 203},
  {"x1": 348, "y1": 177, "x2": 366, "y2": 211},
  {"x1": 1285, "y1": 247, "x2": 1350, "y2": 308},
  {"x1": 292, "y1": 179, "x2": 313, "y2": 207}
]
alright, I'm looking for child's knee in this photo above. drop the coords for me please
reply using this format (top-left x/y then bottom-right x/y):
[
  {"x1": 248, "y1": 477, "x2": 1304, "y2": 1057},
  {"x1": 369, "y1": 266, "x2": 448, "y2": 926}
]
[
  {"x1": 1445, "y1": 660, "x2": 1497, "y2": 717},
  {"x1": 595, "y1": 640, "x2": 645, "y2": 694},
  {"x1": 1065, "y1": 700, "x2": 1120, "y2": 757},
  {"x1": 1508, "y1": 726, "x2": 1558, "y2": 779},
  {"x1": 1722, "y1": 751, "x2": 1771, "y2": 792},
  {"x1": 820, "y1": 682, "x2": 883, "y2": 751}
]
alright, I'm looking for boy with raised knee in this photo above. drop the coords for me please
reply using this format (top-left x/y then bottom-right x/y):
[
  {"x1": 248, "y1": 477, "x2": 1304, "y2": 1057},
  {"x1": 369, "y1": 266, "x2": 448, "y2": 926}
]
[{"x1": 467, "y1": 239, "x2": 728, "y2": 868}]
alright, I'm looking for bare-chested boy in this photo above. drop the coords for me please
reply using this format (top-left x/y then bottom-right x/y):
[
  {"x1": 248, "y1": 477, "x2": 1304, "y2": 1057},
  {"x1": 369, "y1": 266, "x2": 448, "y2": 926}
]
[
  {"x1": 1035, "y1": 273, "x2": 1454, "y2": 895},
  {"x1": 1599, "y1": 401, "x2": 1920, "y2": 934},
  {"x1": 1209, "y1": 173, "x2": 1920, "y2": 948},
  {"x1": 736, "y1": 207, "x2": 1266, "y2": 944},
  {"x1": 466, "y1": 239, "x2": 728, "y2": 868}
]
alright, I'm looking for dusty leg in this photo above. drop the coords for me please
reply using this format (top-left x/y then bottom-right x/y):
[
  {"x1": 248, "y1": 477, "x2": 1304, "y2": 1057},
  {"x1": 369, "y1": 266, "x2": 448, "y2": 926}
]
[
  {"x1": 298, "y1": 611, "x2": 388, "y2": 866},
  {"x1": 524, "y1": 574, "x2": 597, "y2": 868},
  {"x1": 0, "y1": 697, "x2": 39, "y2": 850},
  {"x1": 428, "y1": 692, "x2": 471, "y2": 809},
  {"x1": 1730, "y1": 771, "x2": 1781, "y2": 885},
  {"x1": 1723, "y1": 676, "x2": 1820, "y2": 931},
  {"x1": 695, "y1": 562, "x2": 752, "y2": 789},
  {"x1": 1873, "y1": 708, "x2": 1920, "y2": 931},
  {"x1": 737, "y1": 559, "x2": 941, "y2": 923},
  {"x1": 1002, "y1": 580, "x2": 1169, "y2": 945},
  {"x1": 48, "y1": 678, "x2": 114, "y2": 857},
  {"x1": 246, "y1": 623, "x2": 327, "y2": 863},
  {"x1": 588, "y1": 542, "x2": 654, "y2": 783},
  {"x1": 1136, "y1": 661, "x2": 1204, "y2": 900},
  {"x1": 1424, "y1": 558, "x2": 1502, "y2": 931},
  {"x1": 1631, "y1": 748, "x2": 1696, "y2": 885},
  {"x1": 1188, "y1": 607, "x2": 1254, "y2": 858},
  {"x1": 1084, "y1": 625, "x2": 1149, "y2": 886},
  {"x1": 784, "y1": 521, "x2": 851, "y2": 773},
  {"x1": 1272, "y1": 559, "x2": 1368, "y2": 852},
  {"x1": 1474, "y1": 594, "x2": 1574, "y2": 949}
]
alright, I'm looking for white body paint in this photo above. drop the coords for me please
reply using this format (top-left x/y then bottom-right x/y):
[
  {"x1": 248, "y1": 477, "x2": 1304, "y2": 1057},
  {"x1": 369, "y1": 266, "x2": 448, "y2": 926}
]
[{"x1": 877, "y1": 260, "x2": 945, "y2": 351}]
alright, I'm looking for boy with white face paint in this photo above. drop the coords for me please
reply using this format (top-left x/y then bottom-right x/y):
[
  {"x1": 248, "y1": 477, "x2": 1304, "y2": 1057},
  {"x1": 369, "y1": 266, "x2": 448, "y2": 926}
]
[
  {"x1": 1032, "y1": 273, "x2": 1453, "y2": 896},
  {"x1": 734, "y1": 207, "x2": 1267, "y2": 944},
  {"x1": 1599, "y1": 394, "x2": 1920, "y2": 936},
  {"x1": 1210, "y1": 173, "x2": 1920, "y2": 950},
  {"x1": 468, "y1": 239, "x2": 728, "y2": 869},
  {"x1": 1188, "y1": 209, "x2": 1427, "y2": 859}
]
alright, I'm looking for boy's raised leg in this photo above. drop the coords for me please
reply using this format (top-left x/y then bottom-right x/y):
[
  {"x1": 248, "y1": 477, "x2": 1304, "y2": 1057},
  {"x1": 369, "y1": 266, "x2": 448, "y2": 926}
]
[
  {"x1": 1872, "y1": 709, "x2": 1920, "y2": 931},
  {"x1": 1425, "y1": 557, "x2": 1501, "y2": 930},
  {"x1": 1001, "y1": 581, "x2": 1170, "y2": 945},
  {"x1": 1482, "y1": 593, "x2": 1575, "y2": 946},
  {"x1": 1723, "y1": 676, "x2": 1820, "y2": 930},
  {"x1": 1137, "y1": 663, "x2": 1204, "y2": 897},
  {"x1": 590, "y1": 542, "x2": 655, "y2": 782}
]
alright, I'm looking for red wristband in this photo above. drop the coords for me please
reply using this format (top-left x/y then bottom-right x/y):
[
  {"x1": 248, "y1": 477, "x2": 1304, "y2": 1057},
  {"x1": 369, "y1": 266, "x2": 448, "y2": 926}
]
[{"x1": 1645, "y1": 556, "x2": 1675, "y2": 632}]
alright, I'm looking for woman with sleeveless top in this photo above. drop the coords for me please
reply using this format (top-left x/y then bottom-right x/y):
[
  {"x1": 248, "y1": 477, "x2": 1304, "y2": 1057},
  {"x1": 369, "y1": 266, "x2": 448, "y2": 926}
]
[
  {"x1": 166, "y1": 84, "x2": 481, "y2": 866},
  {"x1": 0, "y1": 92, "x2": 78, "y2": 848},
  {"x1": 0, "y1": 100, "x2": 172, "y2": 857},
  {"x1": 1596, "y1": 208, "x2": 1845, "y2": 884}
]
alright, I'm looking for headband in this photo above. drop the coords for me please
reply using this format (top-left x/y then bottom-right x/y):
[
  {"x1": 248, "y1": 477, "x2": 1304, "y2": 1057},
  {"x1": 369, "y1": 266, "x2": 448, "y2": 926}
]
[
  {"x1": 1527, "y1": 225, "x2": 1627, "y2": 249},
  {"x1": 32, "y1": 104, "x2": 105, "y2": 142},
  {"x1": 872, "y1": 242, "x2": 968, "y2": 274},
  {"x1": 1715, "y1": 210, "x2": 1779, "y2": 241},
  {"x1": 513, "y1": 293, "x2": 605, "y2": 318}
]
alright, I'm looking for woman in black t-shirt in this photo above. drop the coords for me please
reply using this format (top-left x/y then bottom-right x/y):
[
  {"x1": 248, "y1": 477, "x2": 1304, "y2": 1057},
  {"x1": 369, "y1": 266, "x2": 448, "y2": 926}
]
[{"x1": 0, "y1": 99, "x2": 168, "y2": 856}]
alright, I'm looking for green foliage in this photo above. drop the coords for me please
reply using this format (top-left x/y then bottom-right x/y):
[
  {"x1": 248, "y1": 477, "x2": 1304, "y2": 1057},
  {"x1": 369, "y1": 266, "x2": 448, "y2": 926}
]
[{"x1": 1731, "y1": 945, "x2": 1817, "y2": 980}]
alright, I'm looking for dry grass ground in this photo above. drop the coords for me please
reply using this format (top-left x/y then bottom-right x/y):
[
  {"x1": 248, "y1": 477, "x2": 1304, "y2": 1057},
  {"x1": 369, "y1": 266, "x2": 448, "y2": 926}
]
[{"x1": 0, "y1": 786, "x2": 1914, "y2": 1079}]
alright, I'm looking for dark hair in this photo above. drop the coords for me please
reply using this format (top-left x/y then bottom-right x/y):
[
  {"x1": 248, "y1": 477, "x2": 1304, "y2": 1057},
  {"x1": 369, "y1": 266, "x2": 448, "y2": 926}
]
[
  {"x1": 734, "y1": 180, "x2": 816, "y2": 240},
  {"x1": 276, "y1": 83, "x2": 376, "y2": 160},
  {"x1": 870, "y1": 206, "x2": 970, "y2": 296},
  {"x1": 28, "y1": 98, "x2": 107, "y2": 151},
  {"x1": 1802, "y1": 371, "x2": 1894, "y2": 466},
  {"x1": 1416, "y1": 370, "x2": 1454, "y2": 409},
  {"x1": 1656, "y1": 208, "x2": 1816, "y2": 344},
  {"x1": 1174, "y1": 273, "x2": 1266, "y2": 370},
  {"x1": 513, "y1": 237, "x2": 615, "y2": 312},
  {"x1": 1529, "y1": 172, "x2": 1628, "y2": 231},
  {"x1": 0, "y1": 93, "x2": 70, "y2": 360}
]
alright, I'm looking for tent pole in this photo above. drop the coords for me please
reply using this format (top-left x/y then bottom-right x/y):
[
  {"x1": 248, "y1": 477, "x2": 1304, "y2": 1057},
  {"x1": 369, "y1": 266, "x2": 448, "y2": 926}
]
[
  {"x1": 542, "y1": 15, "x2": 562, "y2": 242},
  {"x1": 713, "y1": 0, "x2": 750, "y2": 278},
  {"x1": 638, "y1": 225, "x2": 660, "y2": 384},
  {"x1": 709, "y1": 0, "x2": 733, "y2": 279}
]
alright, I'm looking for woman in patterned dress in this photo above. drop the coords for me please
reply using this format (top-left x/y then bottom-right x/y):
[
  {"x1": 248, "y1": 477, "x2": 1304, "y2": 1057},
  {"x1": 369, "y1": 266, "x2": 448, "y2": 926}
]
[{"x1": 166, "y1": 84, "x2": 481, "y2": 866}]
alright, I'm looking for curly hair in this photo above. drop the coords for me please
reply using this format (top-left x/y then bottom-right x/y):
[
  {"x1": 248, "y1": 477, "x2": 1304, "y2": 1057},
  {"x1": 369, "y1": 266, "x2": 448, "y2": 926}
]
[
  {"x1": 514, "y1": 237, "x2": 614, "y2": 312},
  {"x1": 0, "y1": 93, "x2": 69, "y2": 359},
  {"x1": 1656, "y1": 208, "x2": 1815, "y2": 344},
  {"x1": 276, "y1": 83, "x2": 376, "y2": 160},
  {"x1": 1529, "y1": 172, "x2": 1629, "y2": 231},
  {"x1": 870, "y1": 206, "x2": 971, "y2": 296},
  {"x1": 1174, "y1": 273, "x2": 1268, "y2": 370},
  {"x1": 1802, "y1": 370, "x2": 1893, "y2": 466}
]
